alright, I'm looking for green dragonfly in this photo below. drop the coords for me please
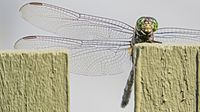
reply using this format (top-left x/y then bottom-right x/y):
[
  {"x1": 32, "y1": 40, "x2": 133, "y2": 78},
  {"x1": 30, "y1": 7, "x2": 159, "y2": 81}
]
[{"x1": 14, "y1": 2, "x2": 200, "y2": 108}]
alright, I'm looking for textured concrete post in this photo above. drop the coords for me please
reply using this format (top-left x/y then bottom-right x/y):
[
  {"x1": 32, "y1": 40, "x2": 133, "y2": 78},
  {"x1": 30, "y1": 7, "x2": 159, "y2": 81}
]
[
  {"x1": 134, "y1": 44, "x2": 200, "y2": 112},
  {"x1": 0, "y1": 50, "x2": 69, "y2": 112}
]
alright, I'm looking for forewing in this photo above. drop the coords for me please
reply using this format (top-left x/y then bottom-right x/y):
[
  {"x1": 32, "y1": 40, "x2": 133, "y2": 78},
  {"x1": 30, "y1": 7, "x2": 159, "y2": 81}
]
[
  {"x1": 19, "y1": 2, "x2": 134, "y2": 40},
  {"x1": 154, "y1": 27, "x2": 200, "y2": 44},
  {"x1": 14, "y1": 36, "x2": 132, "y2": 76}
]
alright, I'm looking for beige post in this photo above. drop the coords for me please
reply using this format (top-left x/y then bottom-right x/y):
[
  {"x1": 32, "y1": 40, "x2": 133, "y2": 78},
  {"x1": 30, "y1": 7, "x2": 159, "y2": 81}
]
[
  {"x1": 0, "y1": 50, "x2": 69, "y2": 112},
  {"x1": 134, "y1": 44, "x2": 200, "y2": 112}
]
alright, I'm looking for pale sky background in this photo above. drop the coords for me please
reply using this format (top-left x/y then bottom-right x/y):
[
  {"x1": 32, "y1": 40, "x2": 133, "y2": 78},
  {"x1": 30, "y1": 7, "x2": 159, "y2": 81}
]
[{"x1": 0, "y1": 0, "x2": 200, "y2": 112}]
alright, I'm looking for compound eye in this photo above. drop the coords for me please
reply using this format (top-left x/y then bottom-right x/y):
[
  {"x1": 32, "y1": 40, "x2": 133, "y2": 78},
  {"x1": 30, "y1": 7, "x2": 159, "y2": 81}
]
[
  {"x1": 136, "y1": 17, "x2": 146, "y2": 29},
  {"x1": 150, "y1": 18, "x2": 158, "y2": 32}
]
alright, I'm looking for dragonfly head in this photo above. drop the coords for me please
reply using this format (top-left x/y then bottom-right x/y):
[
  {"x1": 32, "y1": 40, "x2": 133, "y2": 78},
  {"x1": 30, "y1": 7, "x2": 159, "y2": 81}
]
[{"x1": 136, "y1": 17, "x2": 158, "y2": 35}]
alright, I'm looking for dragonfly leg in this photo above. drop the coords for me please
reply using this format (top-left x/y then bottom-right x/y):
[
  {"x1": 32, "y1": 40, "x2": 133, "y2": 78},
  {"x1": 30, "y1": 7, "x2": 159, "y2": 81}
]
[
  {"x1": 146, "y1": 40, "x2": 162, "y2": 43},
  {"x1": 151, "y1": 40, "x2": 162, "y2": 43}
]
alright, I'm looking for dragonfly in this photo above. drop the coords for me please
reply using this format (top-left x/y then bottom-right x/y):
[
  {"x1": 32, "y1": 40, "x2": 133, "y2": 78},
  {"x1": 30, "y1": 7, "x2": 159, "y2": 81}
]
[{"x1": 14, "y1": 2, "x2": 200, "y2": 108}]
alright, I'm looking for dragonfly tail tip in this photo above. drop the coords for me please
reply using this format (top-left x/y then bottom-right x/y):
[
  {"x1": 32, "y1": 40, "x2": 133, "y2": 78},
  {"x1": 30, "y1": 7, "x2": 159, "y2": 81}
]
[{"x1": 121, "y1": 101, "x2": 128, "y2": 108}]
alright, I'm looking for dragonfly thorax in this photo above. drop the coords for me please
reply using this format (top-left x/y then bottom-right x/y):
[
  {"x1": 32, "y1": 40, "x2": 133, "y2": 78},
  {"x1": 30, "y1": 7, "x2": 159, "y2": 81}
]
[{"x1": 134, "y1": 30, "x2": 154, "y2": 43}]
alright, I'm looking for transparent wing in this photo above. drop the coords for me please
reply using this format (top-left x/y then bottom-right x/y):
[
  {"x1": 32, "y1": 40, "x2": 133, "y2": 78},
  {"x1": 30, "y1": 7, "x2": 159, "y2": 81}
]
[
  {"x1": 154, "y1": 27, "x2": 200, "y2": 44},
  {"x1": 14, "y1": 36, "x2": 132, "y2": 76},
  {"x1": 19, "y1": 2, "x2": 134, "y2": 40}
]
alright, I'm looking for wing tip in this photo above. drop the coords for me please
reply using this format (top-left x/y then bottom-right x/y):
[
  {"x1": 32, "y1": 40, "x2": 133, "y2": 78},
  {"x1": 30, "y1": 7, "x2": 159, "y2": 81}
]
[
  {"x1": 23, "y1": 36, "x2": 37, "y2": 40},
  {"x1": 19, "y1": 2, "x2": 43, "y2": 12},
  {"x1": 14, "y1": 36, "x2": 37, "y2": 49},
  {"x1": 29, "y1": 2, "x2": 43, "y2": 6}
]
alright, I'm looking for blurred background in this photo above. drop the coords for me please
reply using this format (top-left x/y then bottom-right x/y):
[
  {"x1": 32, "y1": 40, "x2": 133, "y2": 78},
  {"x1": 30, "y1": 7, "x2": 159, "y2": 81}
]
[{"x1": 0, "y1": 0, "x2": 200, "y2": 112}]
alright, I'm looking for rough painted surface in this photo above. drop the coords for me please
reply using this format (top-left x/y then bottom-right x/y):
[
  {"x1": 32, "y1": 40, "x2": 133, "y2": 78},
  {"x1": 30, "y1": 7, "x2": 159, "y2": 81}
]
[
  {"x1": 198, "y1": 51, "x2": 200, "y2": 112},
  {"x1": 0, "y1": 50, "x2": 69, "y2": 112},
  {"x1": 134, "y1": 44, "x2": 200, "y2": 112}
]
